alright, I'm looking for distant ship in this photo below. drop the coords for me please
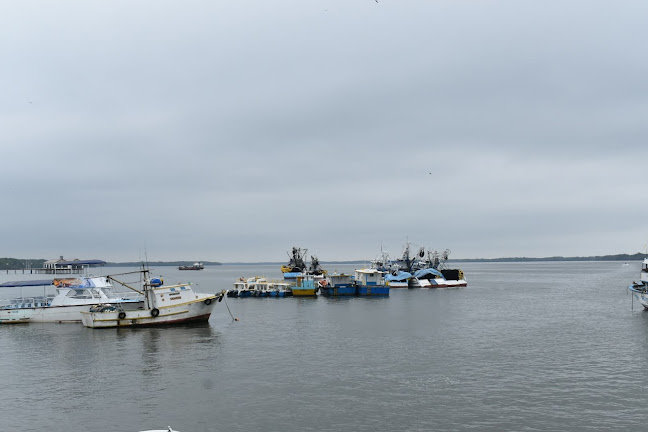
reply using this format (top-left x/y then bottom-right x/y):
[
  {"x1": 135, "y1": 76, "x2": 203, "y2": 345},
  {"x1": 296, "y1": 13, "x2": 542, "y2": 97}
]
[{"x1": 178, "y1": 262, "x2": 204, "y2": 271}]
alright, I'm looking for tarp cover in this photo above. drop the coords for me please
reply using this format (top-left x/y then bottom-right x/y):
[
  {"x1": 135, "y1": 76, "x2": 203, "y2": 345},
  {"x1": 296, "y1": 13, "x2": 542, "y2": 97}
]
[
  {"x1": 413, "y1": 268, "x2": 445, "y2": 279},
  {"x1": 0, "y1": 279, "x2": 54, "y2": 288},
  {"x1": 385, "y1": 271, "x2": 412, "y2": 282}
]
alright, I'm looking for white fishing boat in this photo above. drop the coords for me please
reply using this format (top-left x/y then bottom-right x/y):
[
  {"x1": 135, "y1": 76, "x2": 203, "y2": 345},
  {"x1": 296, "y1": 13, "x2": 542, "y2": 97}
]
[
  {"x1": 628, "y1": 259, "x2": 648, "y2": 309},
  {"x1": 409, "y1": 268, "x2": 467, "y2": 288},
  {"x1": 0, "y1": 277, "x2": 143, "y2": 323},
  {"x1": 81, "y1": 268, "x2": 223, "y2": 328},
  {"x1": 227, "y1": 276, "x2": 262, "y2": 297}
]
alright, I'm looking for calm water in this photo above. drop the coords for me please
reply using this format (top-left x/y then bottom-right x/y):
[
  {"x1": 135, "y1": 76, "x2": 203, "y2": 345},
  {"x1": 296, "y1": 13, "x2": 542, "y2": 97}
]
[{"x1": 1, "y1": 261, "x2": 646, "y2": 432}]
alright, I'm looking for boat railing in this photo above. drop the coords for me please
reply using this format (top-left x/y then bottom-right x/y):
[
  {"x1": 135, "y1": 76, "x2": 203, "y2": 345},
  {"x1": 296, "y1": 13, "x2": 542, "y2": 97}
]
[{"x1": 0, "y1": 295, "x2": 53, "y2": 309}]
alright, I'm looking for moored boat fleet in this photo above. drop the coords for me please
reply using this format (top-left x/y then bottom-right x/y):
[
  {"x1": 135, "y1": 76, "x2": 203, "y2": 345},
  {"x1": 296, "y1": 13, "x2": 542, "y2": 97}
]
[
  {"x1": 0, "y1": 243, "x2": 467, "y2": 327},
  {"x1": 227, "y1": 244, "x2": 467, "y2": 298}
]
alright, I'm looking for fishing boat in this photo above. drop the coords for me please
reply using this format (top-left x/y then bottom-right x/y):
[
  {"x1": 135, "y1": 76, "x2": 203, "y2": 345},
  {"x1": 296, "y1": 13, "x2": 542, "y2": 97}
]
[
  {"x1": 408, "y1": 248, "x2": 467, "y2": 288},
  {"x1": 384, "y1": 271, "x2": 412, "y2": 288},
  {"x1": 178, "y1": 262, "x2": 204, "y2": 270},
  {"x1": 307, "y1": 255, "x2": 327, "y2": 276},
  {"x1": 228, "y1": 276, "x2": 277, "y2": 297},
  {"x1": 80, "y1": 268, "x2": 223, "y2": 328},
  {"x1": 258, "y1": 280, "x2": 293, "y2": 297},
  {"x1": 291, "y1": 274, "x2": 319, "y2": 296},
  {"x1": 628, "y1": 259, "x2": 648, "y2": 309},
  {"x1": 318, "y1": 273, "x2": 356, "y2": 296},
  {"x1": 439, "y1": 269, "x2": 467, "y2": 287},
  {"x1": 247, "y1": 277, "x2": 269, "y2": 297},
  {"x1": 354, "y1": 269, "x2": 389, "y2": 296},
  {"x1": 228, "y1": 277, "x2": 252, "y2": 298},
  {"x1": 281, "y1": 247, "x2": 307, "y2": 275},
  {"x1": 0, "y1": 277, "x2": 143, "y2": 323},
  {"x1": 227, "y1": 277, "x2": 293, "y2": 298},
  {"x1": 274, "y1": 281, "x2": 293, "y2": 297}
]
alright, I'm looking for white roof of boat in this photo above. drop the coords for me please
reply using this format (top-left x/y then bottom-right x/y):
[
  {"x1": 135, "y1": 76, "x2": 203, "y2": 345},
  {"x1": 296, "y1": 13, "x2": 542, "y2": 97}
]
[{"x1": 355, "y1": 268, "x2": 385, "y2": 274}]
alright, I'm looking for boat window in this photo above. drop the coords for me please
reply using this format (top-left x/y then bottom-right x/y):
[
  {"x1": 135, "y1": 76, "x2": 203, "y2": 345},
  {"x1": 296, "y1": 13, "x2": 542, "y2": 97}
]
[{"x1": 69, "y1": 289, "x2": 92, "y2": 299}]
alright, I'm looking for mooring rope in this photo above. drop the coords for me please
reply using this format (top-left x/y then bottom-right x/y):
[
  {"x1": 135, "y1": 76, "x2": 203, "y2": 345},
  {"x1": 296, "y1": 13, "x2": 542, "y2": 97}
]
[{"x1": 222, "y1": 293, "x2": 238, "y2": 321}]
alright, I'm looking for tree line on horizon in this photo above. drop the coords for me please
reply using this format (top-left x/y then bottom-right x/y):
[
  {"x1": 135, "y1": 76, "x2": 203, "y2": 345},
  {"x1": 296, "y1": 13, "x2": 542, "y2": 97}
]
[
  {"x1": 456, "y1": 253, "x2": 648, "y2": 262},
  {"x1": 1, "y1": 253, "x2": 646, "y2": 270}
]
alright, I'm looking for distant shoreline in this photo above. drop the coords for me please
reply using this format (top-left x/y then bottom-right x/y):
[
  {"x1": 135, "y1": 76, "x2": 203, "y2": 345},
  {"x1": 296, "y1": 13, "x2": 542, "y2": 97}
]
[{"x1": 1, "y1": 253, "x2": 646, "y2": 270}]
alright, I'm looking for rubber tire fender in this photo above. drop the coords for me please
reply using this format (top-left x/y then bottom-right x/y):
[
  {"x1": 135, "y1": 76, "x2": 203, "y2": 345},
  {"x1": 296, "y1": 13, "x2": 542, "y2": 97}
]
[
  {"x1": 204, "y1": 298, "x2": 213, "y2": 305},
  {"x1": 118, "y1": 311, "x2": 126, "y2": 320},
  {"x1": 151, "y1": 308, "x2": 160, "y2": 317}
]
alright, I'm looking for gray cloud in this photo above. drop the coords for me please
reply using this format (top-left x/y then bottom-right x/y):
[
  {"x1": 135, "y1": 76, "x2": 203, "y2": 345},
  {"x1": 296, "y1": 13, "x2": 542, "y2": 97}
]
[{"x1": 2, "y1": 1, "x2": 647, "y2": 262}]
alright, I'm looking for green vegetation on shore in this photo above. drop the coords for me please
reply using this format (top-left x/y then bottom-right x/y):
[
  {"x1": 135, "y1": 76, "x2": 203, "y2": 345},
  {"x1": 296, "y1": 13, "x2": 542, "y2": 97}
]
[{"x1": 454, "y1": 253, "x2": 647, "y2": 262}]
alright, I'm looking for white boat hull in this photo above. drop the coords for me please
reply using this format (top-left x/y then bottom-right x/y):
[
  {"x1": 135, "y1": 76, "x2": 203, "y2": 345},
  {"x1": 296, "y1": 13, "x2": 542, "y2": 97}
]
[
  {"x1": 629, "y1": 284, "x2": 648, "y2": 309},
  {"x1": 410, "y1": 277, "x2": 467, "y2": 288},
  {"x1": 81, "y1": 296, "x2": 218, "y2": 328}
]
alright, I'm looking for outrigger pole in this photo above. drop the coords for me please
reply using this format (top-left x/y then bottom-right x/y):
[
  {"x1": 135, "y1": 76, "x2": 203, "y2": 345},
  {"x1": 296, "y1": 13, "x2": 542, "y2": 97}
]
[{"x1": 105, "y1": 271, "x2": 145, "y2": 295}]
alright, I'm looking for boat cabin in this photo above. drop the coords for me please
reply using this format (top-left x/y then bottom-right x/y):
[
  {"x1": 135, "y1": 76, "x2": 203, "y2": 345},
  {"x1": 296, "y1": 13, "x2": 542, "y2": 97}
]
[
  {"x1": 328, "y1": 273, "x2": 354, "y2": 287},
  {"x1": 354, "y1": 269, "x2": 386, "y2": 286},
  {"x1": 641, "y1": 259, "x2": 648, "y2": 283}
]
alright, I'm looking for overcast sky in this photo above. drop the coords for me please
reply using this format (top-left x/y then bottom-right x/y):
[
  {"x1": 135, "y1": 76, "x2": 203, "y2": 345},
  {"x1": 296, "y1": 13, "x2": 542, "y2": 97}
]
[{"x1": 2, "y1": 1, "x2": 647, "y2": 262}]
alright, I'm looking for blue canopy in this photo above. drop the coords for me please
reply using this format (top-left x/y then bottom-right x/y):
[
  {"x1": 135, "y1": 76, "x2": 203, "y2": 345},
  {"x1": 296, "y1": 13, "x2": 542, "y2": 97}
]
[
  {"x1": 385, "y1": 271, "x2": 412, "y2": 282},
  {"x1": 413, "y1": 268, "x2": 445, "y2": 279},
  {"x1": 0, "y1": 279, "x2": 54, "y2": 288}
]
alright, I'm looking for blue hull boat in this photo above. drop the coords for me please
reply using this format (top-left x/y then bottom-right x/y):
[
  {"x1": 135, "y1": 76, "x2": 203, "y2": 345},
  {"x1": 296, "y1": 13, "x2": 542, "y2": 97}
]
[
  {"x1": 354, "y1": 268, "x2": 389, "y2": 296},
  {"x1": 356, "y1": 285, "x2": 389, "y2": 296},
  {"x1": 319, "y1": 284, "x2": 357, "y2": 296}
]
